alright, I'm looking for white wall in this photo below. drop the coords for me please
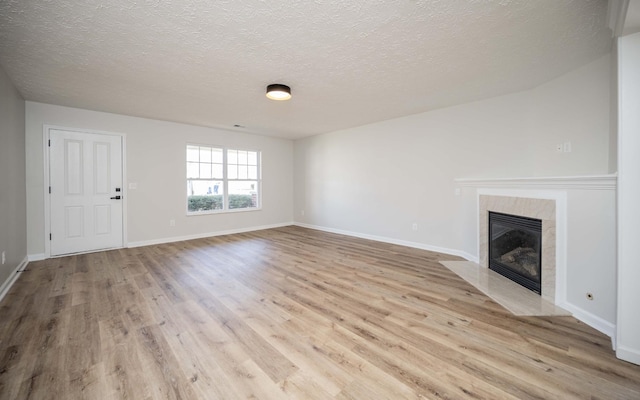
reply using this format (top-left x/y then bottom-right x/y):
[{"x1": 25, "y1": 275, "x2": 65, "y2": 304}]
[
  {"x1": 295, "y1": 55, "x2": 611, "y2": 249},
  {"x1": 0, "y1": 66, "x2": 27, "y2": 294},
  {"x1": 294, "y1": 55, "x2": 617, "y2": 329},
  {"x1": 295, "y1": 88, "x2": 535, "y2": 258},
  {"x1": 530, "y1": 55, "x2": 611, "y2": 176},
  {"x1": 616, "y1": 32, "x2": 640, "y2": 365},
  {"x1": 565, "y1": 187, "x2": 616, "y2": 330},
  {"x1": 453, "y1": 182, "x2": 617, "y2": 336},
  {"x1": 609, "y1": 44, "x2": 619, "y2": 174},
  {"x1": 25, "y1": 103, "x2": 294, "y2": 256}
]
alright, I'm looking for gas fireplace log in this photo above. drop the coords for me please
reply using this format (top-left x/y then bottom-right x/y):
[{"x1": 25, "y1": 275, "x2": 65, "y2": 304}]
[{"x1": 499, "y1": 247, "x2": 539, "y2": 278}]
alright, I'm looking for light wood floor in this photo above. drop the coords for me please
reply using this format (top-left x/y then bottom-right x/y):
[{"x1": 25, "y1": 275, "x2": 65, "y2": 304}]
[{"x1": 1, "y1": 226, "x2": 639, "y2": 399}]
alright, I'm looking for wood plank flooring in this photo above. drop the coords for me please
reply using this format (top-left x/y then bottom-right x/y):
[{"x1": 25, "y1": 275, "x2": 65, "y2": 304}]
[{"x1": 1, "y1": 226, "x2": 639, "y2": 399}]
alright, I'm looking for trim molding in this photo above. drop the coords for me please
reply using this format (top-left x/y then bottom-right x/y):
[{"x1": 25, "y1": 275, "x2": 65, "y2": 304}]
[
  {"x1": 127, "y1": 222, "x2": 294, "y2": 248},
  {"x1": 295, "y1": 222, "x2": 617, "y2": 345},
  {"x1": 0, "y1": 256, "x2": 28, "y2": 303},
  {"x1": 561, "y1": 302, "x2": 617, "y2": 349},
  {"x1": 28, "y1": 253, "x2": 45, "y2": 262},
  {"x1": 294, "y1": 222, "x2": 478, "y2": 262},
  {"x1": 43, "y1": 125, "x2": 128, "y2": 258},
  {"x1": 617, "y1": 345, "x2": 640, "y2": 366},
  {"x1": 25, "y1": 220, "x2": 618, "y2": 346},
  {"x1": 455, "y1": 174, "x2": 617, "y2": 190}
]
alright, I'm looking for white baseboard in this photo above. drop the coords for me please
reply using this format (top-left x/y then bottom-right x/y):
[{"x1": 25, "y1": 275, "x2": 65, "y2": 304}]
[
  {"x1": 27, "y1": 222, "x2": 620, "y2": 350},
  {"x1": 28, "y1": 253, "x2": 45, "y2": 262},
  {"x1": 294, "y1": 222, "x2": 477, "y2": 262},
  {"x1": 127, "y1": 222, "x2": 295, "y2": 248},
  {"x1": 0, "y1": 256, "x2": 28, "y2": 303},
  {"x1": 559, "y1": 301, "x2": 616, "y2": 346},
  {"x1": 295, "y1": 223, "x2": 619, "y2": 346},
  {"x1": 616, "y1": 345, "x2": 640, "y2": 366}
]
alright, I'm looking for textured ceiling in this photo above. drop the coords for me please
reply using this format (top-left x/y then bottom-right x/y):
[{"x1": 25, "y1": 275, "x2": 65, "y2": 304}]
[{"x1": 0, "y1": 0, "x2": 612, "y2": 139}]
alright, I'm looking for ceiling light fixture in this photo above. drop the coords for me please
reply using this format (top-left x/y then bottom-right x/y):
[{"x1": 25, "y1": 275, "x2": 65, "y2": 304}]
[{"x1": 266, "y1": 84, "x2": 291, "y2": 101}]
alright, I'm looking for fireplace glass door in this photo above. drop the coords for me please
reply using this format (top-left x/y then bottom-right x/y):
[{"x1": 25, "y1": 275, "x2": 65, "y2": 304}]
[{"x1": 489, "y1": 212, "x2": 542, "y2": 294}]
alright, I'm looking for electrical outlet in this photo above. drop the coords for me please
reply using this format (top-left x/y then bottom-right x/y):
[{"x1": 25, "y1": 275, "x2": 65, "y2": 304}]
[
  {"x1": 301, "y1": 210, "x2": 305, "y2": 216},
  {"x1": 563, "y1": 142, "x2": 572, "y2": 153},
  {"x1": 169, "y1": 219, "x2": 175, "y2": 227},
  {"x1": 1, "y1": 251, "x2": 5, "y2": 265},
  {"x1": 412, "y1": 223, "x2": 418, "y2": 231},
  {"x1": 454, "y1": 188, "x2": 461, "y2": 196}
]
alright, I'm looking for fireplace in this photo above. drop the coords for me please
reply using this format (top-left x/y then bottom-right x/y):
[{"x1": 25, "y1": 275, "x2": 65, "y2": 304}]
[{"x1": 489, "y1": 211, "x2": 542, "y2": 294}]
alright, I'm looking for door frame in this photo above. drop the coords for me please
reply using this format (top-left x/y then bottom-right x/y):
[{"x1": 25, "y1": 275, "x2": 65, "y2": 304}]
[{"x1": 43, "y1": 125, "x2": 128, "y2": 258}]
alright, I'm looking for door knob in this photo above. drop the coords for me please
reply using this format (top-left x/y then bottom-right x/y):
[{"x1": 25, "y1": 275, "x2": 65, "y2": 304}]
[{"x1": 110, "y1": 195, "x2": 121, "y2": 200}]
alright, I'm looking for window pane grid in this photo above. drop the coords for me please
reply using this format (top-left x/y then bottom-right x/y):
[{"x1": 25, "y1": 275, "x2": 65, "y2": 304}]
[
  {"x1": 187, "y1": 145, "x2": 260, "y2": 213},
  {"x1": 186, "y1": 145, "x2": 223, "y2": 180}
]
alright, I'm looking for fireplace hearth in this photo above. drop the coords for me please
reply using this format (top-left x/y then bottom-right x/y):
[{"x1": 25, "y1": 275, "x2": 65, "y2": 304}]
[{"x1": 489, "y1": 212, "x2": 542, "y2": 294}]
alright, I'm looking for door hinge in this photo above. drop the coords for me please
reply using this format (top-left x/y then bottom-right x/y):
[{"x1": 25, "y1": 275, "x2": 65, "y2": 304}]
[
  {"x1": 48, "y1": 139, "x2": 51, "y2": 147},
  {"x1": 49, "y1": 233, "x2": 52, "y2": 240},
  {"x1": 49, "y1": 186, "x2": 51, "y2": 194}
]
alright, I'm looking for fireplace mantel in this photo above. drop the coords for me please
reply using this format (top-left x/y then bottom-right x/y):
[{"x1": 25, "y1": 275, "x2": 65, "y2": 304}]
[
  {"x1": 455, "y1": 174, "x2": 617, "y2": 190},
  {"x1": 451, "y1": 173, "x2": 618, "y2": 339}
]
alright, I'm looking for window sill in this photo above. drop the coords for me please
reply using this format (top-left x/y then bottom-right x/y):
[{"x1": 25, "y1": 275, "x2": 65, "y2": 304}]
[{"x1": 187, "y1": 207, "x2": 262, "y2": 217}]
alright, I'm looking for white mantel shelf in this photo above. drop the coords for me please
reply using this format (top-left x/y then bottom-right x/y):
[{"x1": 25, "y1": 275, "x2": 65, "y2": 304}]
[
  {"x1": 454, "y1": 173, "x2": 618, "y2": 339},
  {"x1": 455, "y1": 174, "x2": 617, "y2": 190}
]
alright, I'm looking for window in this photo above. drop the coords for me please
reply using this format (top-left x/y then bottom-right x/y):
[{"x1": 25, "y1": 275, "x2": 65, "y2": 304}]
[
  {"x1": 227, "y1": 149, "x2": 259, "y2": 210},
  {"x1": 187, "y1": 144, "x2": 260, "y2": 214}
]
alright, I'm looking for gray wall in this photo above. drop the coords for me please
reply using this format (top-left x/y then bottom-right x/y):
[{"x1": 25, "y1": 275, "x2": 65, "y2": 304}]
[
  {"x1": 0, "y1": 66, "x2": 26, "y2": 288},
  {"x1": 25, "y1": 102, "x2": 294, "y2": 256},
  {"x1": 294, "y1": 54, "x2": 618, "y2": 330},
  {"x1": 294, "y1": 55, "x2": 611, "y2": 251}
]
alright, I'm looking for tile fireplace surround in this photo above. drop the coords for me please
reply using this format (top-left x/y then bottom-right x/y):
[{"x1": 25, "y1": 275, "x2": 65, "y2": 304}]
[
  {"x1": 479, "y1": 195, "x2": 556, "y2": 303},
  {"x1": 451, "y1": 174, "x2": 618, "y2": 338}
]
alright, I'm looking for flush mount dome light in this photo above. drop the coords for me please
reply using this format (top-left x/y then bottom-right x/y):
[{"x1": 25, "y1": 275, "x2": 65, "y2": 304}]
[{"x1": 266, "y1": 84, "x2": 291, "y2": 101}]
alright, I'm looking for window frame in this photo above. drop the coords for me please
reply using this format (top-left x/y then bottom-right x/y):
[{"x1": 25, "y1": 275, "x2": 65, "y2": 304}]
[{"x1": 186, "y1": 143, "x2": 262, "y2": 216}]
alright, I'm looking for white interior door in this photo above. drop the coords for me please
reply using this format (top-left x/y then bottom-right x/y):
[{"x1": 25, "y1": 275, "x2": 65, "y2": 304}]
[{"x1": 49, "y1": 129, "x2": 123, "y2": 256}]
